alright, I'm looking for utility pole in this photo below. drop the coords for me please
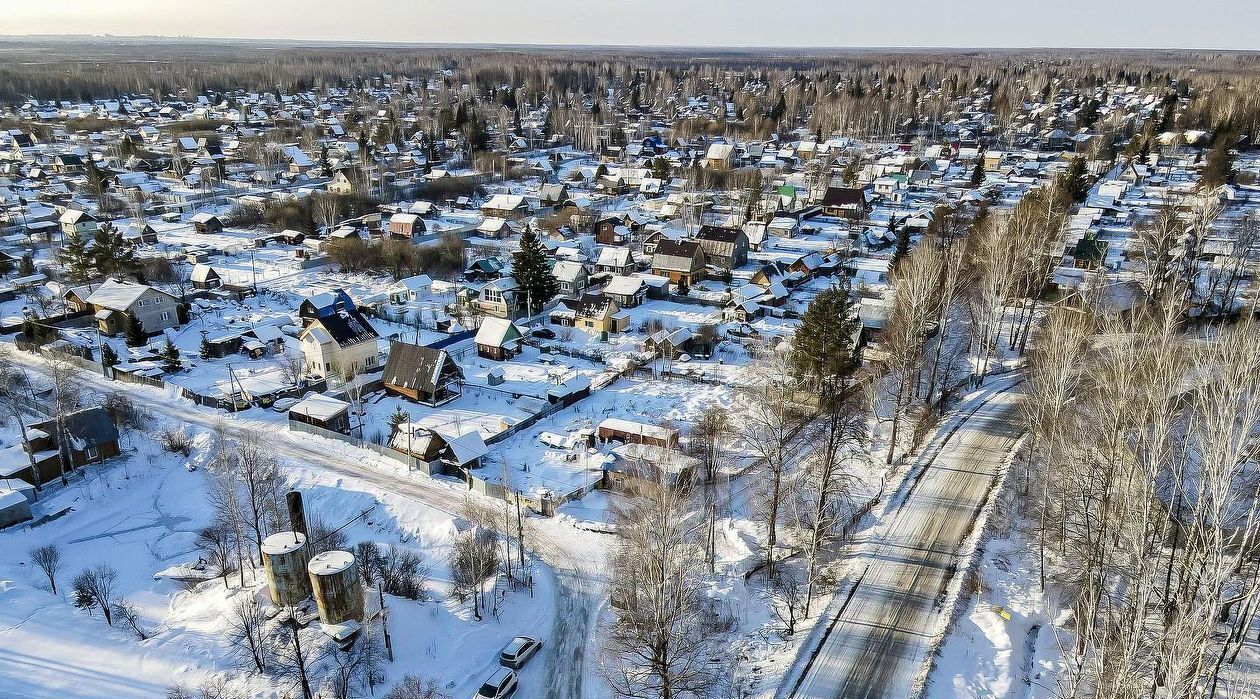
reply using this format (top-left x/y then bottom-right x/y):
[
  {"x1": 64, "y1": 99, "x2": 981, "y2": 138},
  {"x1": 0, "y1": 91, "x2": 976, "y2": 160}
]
[
  {"x1": 515, "y1": 495, "x2": 525, "y2": 569},
  {"x1": 378, "y1": 585, "x2": 394, "y2": 662},
  {"x1": 501, "y1": 459, "x2": 513, "y2": 583}
]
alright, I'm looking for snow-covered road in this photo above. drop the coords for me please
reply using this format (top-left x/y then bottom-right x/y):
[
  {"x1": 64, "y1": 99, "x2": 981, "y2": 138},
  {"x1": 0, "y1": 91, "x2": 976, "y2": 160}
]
[
  {"x1": 12, "y1": 354, "x2": 610, "y2": 697},
  {"x1": 785, "y1": 386, "x2": 1024, "y2": 699}
]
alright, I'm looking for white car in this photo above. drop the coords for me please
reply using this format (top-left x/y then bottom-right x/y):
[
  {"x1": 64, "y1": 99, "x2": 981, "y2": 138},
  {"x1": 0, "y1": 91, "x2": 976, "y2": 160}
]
[
  {"x1": 473, "y1": 667, "x2": 518, "y2": 698},
  {"x1": 498, "y1": 636, "x2": 542, "y2": 669}
]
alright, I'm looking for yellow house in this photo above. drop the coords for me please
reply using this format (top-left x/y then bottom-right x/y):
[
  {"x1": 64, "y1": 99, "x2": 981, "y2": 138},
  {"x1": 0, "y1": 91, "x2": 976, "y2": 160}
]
[{"x1": 550, "y1": 293, "x2": 630, "y2": 335}]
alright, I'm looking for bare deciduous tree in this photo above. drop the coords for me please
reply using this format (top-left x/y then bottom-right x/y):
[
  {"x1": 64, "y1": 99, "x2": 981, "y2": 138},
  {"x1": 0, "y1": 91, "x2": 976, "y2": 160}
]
[{"x1": 28, "y1": 544, "x2": 62, "y2": 595}]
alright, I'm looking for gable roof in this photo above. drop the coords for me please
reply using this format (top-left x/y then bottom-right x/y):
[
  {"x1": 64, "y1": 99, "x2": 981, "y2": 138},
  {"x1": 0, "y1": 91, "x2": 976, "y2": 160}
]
[
  {"x1": 382, "y1": 341, "x2": 463, "y2": 394},
  {"x1": 303, "y1": 307, "x2": 378, "y2": 347},
  {"x1": 85, "y1": 278, "x2": 172, "y2": 311},
  {"x1": 474, "y1": 318, "x2": 524, "y2": 348},
  {"x1": 696, "y1": 225, "x2": 745, "y2": 244},
  {"x1": 821, "y1": 186, "x2": 870, "y2": 208},
  {"x1": 35, "y1": 406, "x2": 118, "y2": 450},
  {"x1": 653, "y1": 239, "x2": 703, "y2": 260}
]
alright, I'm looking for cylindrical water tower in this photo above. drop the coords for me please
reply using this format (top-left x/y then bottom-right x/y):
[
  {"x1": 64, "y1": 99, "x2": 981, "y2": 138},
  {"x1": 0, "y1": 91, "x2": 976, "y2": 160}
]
[
  {"x1": 307, "y1": 550, "x2": 364, "y2": 625},
  {"x1": 261, "y1": 531, "x2": 312, "y2": 607}
]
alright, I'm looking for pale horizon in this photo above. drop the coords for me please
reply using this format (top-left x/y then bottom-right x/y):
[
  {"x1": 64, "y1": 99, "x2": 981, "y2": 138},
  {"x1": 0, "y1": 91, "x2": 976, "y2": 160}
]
[{"x1": 4, "y1": 0, "x2": 1259, "y2": 50}]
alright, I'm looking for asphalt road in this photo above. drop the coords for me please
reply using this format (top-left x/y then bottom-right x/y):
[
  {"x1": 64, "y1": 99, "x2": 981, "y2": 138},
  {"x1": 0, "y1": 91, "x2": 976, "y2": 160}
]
[{"x1": 788, "y1": 389, "x2": 1024, "y2": 699}]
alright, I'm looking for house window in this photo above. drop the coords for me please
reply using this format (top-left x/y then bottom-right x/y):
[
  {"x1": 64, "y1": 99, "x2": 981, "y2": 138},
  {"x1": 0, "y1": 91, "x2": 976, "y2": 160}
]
[
  {"x1": 366, "y1": 355, "x2": 377, "y2": 367},
  {"x1": 86, "y1": 446, "x2": 99, "y2": 460},
  {"x1": 160, "y1": 311, "x2": 170, "y2": 322},
  {"x1": 137, "y1": 299, "x2": 146, "y2": 307}
]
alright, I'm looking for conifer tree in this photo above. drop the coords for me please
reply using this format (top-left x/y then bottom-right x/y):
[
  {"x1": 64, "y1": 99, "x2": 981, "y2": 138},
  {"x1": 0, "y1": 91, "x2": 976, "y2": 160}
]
[
  {"x1": 124, "y1": 313, "x2": 146, "y2": 347},
  {"x1": 58, "y1": 231, "x2": 95, "y2": 284},
  {"x1": 790, "y1": 286, "x2": 859, "y2": 392},
  {"x1": 511, "y1": 228, "x2": 558, "y2": 316},
  {"x1": 162, "y1": 338, "x2": 181, "y2": 372},
  {"x1": 1200, "y1": 132, "x2": 1235, "y2": 191},
  {"x1": 91, "y1": 222, "x2": 138, "y2": 280}
]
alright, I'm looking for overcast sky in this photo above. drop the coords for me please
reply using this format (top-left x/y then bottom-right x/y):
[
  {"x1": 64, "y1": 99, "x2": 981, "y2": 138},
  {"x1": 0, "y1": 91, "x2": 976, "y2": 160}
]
[{"x1": 6, "y1": 0, "x2": 1259, "y2": 50}]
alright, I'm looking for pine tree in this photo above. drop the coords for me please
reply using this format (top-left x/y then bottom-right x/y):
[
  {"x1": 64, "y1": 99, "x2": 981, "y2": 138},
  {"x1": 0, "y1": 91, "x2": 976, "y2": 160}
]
[
  {"x1": 511, "y1": 228, "x2": 559, "y2": 316},
  {"x1": 124, "y1": 313, "x2": 146, "y2": 347},
  {"x1": 790, "y1": 286, "x2": 859, "y2": 392},
  {"x1": 18, "y1": 254, "x2": 35, "y2": 277}
]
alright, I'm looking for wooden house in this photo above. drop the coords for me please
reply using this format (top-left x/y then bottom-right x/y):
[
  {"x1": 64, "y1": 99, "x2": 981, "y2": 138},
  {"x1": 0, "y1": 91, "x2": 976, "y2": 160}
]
[{"x1": 382, "y1": 342, "x2": 464, "y2": 406}]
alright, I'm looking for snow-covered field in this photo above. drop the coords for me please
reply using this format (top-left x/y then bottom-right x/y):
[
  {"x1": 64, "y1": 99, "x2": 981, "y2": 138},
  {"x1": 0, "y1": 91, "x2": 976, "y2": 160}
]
[{"x1": 0, "y1": 386, "x2": 558, "y2": 699}]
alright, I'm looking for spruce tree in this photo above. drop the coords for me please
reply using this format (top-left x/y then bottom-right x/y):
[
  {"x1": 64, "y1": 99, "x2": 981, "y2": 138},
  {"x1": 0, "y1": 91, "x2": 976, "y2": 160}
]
[
  {"x1": 1200, "y1": 134, "x2": 1235, "y2": 191},
  {"x1": 58, "y1": 231, "x2": 95, "y2": 284},
  {"x1": 124, "y1": 313, "x2": 146, "y2": 347},
  {"x1": 970, "y1": 161, "x2": 985, "y2": 187},
  {"x1": 790, "y1": 286, "x2": 859, "y2": 392},
  {"x1": 511, "y1": 228, "x2": 558, "y2": 316},
  {"x1": 100, "y1": 343, "x2": 118, "y2": 371},
  {"x1": 91, "y1": 222, "x2": 138, "y2": 280},
  {"x1": 162, "y1": 338, "x2": 181, "y2": 372}
]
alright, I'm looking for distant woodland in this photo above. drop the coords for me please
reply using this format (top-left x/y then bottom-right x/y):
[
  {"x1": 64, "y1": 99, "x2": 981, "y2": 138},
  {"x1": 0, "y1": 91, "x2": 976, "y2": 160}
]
[{"x1": 4, "y1": 38, "x2": 1260, "y2": 144}]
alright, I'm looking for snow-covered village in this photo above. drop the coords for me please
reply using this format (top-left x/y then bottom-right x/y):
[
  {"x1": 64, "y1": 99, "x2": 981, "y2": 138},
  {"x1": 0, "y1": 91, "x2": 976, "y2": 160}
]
[{"x1": 2, "y1": 11, "x2": 1260, "y2": 699}]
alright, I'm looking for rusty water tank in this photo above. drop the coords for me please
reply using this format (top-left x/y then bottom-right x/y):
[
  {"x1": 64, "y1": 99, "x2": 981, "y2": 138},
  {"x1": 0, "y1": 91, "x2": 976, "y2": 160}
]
[
  {"x1": 261, "y1": 531, "x2": 312, "y2": 607},
  {"x1": 307, "y1": 550, "x2": 363, "y2": 625}
]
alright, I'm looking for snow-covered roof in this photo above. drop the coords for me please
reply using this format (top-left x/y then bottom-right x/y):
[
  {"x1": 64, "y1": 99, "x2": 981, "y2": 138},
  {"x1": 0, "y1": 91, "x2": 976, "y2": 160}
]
[
  {"x1": 289, "y1": 394, "x2": 350, "y2": 421},
  {"x1": 85, "y1": 278, "x2": 167, "y2": 311}
]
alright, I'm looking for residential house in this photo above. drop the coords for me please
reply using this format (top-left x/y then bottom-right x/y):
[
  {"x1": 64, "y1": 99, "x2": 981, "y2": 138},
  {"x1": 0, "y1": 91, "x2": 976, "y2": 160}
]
[
  {"x1": 382, "y1": 341, "x2": 464, "y2": 406},
  {"x1": 190, "y1": 212, "x2": 224, "y2": 234},
  {"x1": 695, "y1": 225, "x2": 749, "y2": 269},
  {"x1": 549, "y1": 293, "x2": 630, "y2": 334},
  {"x1": 602, "y1": 275, "x2": 647, "y2": 308},
  {"x1": 474, "y1": 318, "x2": 525, "y2": 360},
  {"x1": 594, "y1": 247, "x2": 634, "y2": 276},
  {"x1": 538, "y1": 183, "x2": 569, "y2": 209},
  {"x1": 389, "y1": 275, "x2": 433, "y2": 304},
  {"x1": 476, "y1": 277, "x2": 522, "y2": 319},
  {"x1": 604, "y1": 442, "x2": 700, "y2": 493},
  {"x1": 704, "y1": 142, "x2": 735, "y2": 170},
  {"x1": 58, "y1": 209, "x2": 98, "y2": 239},
  {"x1": 22, "y1": 407, "x2": 121, "y2": 485},
  {"x1": 190, "y1": 263, "x2": 222, "y2": 290},
  {"x1": 327, "y1": 168, "x2": 363, "y2": 195},
  {"x1": 650, "y1": 239, "x2": 706, "y2": 285},
  {"x1": 389, "y1": 424, "x2": 487, "y2": 477},
  {"x1": 595, "y1": 215, "x2": 633, "y2": 246},
  {"x1": 552, "y1": 260, "x2": 589, "y2": 297},
  {"x1": 387, "y1": 212, "x2": 426, "y2": 240},
  {"x1": 86, "y1": 278, "x2": 181, "y2": 337},
  {"x1": 644, "y1": 326, "x2": 714, "y2": 359},
  {"x1": 288, "y1": 394, "x2": 353, "y2": 435},
  {"x1": 820, "y1": 186, "x2": 871, "y2": 219},
  {"x1": 480, "y1": 193, "x2": 529, "y2": 220},
  {"x1": 476, "y1": 217, "x2": 520, "y2": 239},
  {"x1": 298, "y1": 295, "x2": 380, "y2": 379}
]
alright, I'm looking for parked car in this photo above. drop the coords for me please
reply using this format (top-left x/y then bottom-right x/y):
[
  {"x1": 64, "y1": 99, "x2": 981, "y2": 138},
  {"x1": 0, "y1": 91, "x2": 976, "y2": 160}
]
[
  {"x1": 531, "y1": 327, "x2": 556, "y2": 340},
  {"x1": 473, "y1": 667, "x2": 518, "y2": 698},
  {"x1": 498, "y1": 636, "x2": 542, "y2": 669},
  {"x1": 272, "y1": 397, "x2": 301, "y2": 413}
]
